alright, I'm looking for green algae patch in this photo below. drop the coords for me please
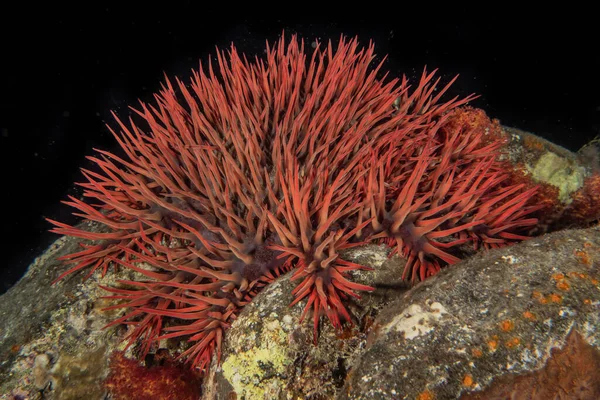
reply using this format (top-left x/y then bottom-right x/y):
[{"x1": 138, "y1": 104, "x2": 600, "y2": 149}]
[
  {"x1": 221, "y1": 319, "x2": 291, "y2": 399},
  {"x1": 528, "y1": 152, "x2": 586, "y2": 203}
]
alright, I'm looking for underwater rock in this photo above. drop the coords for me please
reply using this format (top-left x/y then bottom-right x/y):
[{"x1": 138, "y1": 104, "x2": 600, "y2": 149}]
[
  {"x1": 500, "y1": 124, "x2": 600, "y2": 230},
  {"x1": 0, "y1": 222, "x2": 141, "y2": 399},
  {"x1": 341, "y1": 224, "x2": 600, "y2": 400}
]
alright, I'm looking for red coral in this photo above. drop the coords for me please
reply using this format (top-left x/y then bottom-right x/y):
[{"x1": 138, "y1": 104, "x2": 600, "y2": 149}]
[
  {"x1": 48, "y1": 34, "x2": 540, "y2": 371},
  {"x1": 104, "y1": 350, "x2": 202, "y2": 400}
]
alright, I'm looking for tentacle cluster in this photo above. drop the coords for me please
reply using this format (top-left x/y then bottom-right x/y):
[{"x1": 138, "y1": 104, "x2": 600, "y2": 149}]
[{"x1": 48, "y1": 34, "x2": 540, "y2": 371}]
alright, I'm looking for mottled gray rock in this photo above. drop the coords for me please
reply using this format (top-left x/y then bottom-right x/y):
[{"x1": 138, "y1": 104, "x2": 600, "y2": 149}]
[
  {"x1": 0, "y1": 222, "x2": 130, "y2": 400},
  {"x1": 341, "y1": 225, "x2": 600, "y2": 400}
]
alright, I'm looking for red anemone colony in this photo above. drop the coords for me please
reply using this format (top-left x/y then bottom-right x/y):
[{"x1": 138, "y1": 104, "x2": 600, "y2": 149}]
[{"x1": 48, "y1": 35, "x2": 540, "y2": 371}]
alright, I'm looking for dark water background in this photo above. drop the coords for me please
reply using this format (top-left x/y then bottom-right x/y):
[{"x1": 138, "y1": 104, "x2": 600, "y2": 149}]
[{"x1": 1, "y1": 7, "x2": 598, "y2": 294}]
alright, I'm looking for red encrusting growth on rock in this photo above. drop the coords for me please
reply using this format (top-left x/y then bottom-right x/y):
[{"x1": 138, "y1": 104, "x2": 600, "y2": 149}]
[
  {"x1": 104, "y1": 350, "x2": 203, "y2": 400},
  {"x1": 47, "y1": 34, "x2": 540, "y2": 371}
]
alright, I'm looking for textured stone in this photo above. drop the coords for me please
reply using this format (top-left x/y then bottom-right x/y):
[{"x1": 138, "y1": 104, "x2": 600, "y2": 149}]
[
  {"x1": 341, "y1": 225, "x2": 600, "y2": 399},
  {"x1": 0, "y1": 222, "x2": 139, "y2": 399}
]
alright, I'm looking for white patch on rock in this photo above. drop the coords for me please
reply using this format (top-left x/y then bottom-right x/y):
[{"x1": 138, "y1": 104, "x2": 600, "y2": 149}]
[
  {"x1": 282, "y1": 315, "x2": 293, "y2": 326},
  {"x1": 558, "y1": 307, "x2": 576, "y2": 317},
  {"x1": 501, "y1": 255, "x2": 518, "y2": 264},
  {"x1": 384, "y1": 301, "x2": 447, "y2": 340},
  {"x1": 583, "y1": 317, "x2": 600, "y2": 348}
]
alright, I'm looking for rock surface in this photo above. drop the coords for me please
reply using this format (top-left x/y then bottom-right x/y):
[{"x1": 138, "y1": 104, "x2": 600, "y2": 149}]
[
  {"x1": 341, "y1": 225, "x2": 600, "y2": 400},
  {"x1": 501, "y1": 125, "x2": 600, "y2": 229},
  {"x1": 0, "y1": 222, "x2": 137, "y2": 399}
]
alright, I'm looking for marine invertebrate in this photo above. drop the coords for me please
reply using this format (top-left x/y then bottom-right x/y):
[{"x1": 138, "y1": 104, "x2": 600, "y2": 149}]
[
  {"x1": 359, "y1": 106, "x2": 542, "y2": 281},
  {"x1": 47, "y1": 34, "x2": 540, "y2": 371}
]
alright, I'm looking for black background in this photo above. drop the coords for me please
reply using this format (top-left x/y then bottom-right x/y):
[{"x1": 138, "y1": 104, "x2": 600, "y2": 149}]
[{"x1": 1, "y1": 6, "x2": 598, "y2": 293}]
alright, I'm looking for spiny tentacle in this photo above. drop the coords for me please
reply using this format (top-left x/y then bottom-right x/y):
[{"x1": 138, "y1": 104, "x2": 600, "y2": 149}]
[{"x1": 48, "y1": 34, "x2": 539, "y2": 371}]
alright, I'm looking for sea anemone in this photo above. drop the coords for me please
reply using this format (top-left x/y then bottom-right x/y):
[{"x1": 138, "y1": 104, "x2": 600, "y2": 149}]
[{"x1": 47, "y1": 34, "x2": 540, "y2": 371}]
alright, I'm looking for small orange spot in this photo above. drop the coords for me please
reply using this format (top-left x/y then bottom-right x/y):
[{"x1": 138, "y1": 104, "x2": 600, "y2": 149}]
[
  {"x1": 552, "y1": 273, "x2": 565, "y2": 281},
  {"x1": 505, "y1": 337, "x2": 521, "y2": 348},
  {"x1": 523, "y1": 311, "x2": 536, "y2": 321},
  {"x1": 532, "y1": 291, "x2": 548, "y2": 304},
  {"x1": 417, "y1": 389, "x2": 435, "y2": 400},
  {"x1": 591, "y1": 278, "x2": 599, "y2": 286},
  {"x1": 556, "y1": 281, "x2": 570, "y2": 291},
  {"x1": 487, "y1": 339, "x2": 498, "y2": 352},
  {"x1": 523, "y1": 135, "x2": 546, "y2": 151},
  {"x1": 10, "y1": 344, "x2": 21, "y2": 353},
  {"x1": 574, "y1": 250, "x2": 592, "y2": 265},
  {"x1": 462, "y1": 374, "x2": 475, "y2": 387},
  {"x1": 584, "y1": 299, "x2": 592, "y2": 305},
  {"x1": 583, "y1": 242, "x2": 592, "y2": 248},
  {"x1": 567, "y1": 271, "x2": 587, "y2": 279},
  {"x1": 336, "y1": 325, "x2": 357, "y2": 340},
  {"x1": 471, "y1": 348, "x2": 483, "y2": 358},
  {"x1": 500, "y1": 320, "x2": 514, "y2": 332},
  {"x1": 548, "y1": 293, "x2": 563, "y2": 303}
]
